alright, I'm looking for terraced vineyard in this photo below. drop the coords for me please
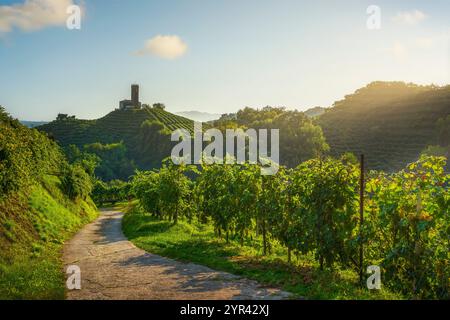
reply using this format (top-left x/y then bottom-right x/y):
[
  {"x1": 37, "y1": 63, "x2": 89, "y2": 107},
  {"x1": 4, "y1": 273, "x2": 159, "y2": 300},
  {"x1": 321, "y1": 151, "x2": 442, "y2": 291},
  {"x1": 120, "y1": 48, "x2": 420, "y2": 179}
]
[
  {"x1": 317, "y1": 82, "x2": 450, "y2": 171},
  {"x1": 39, "y1": 107, "x2": 194, "y2": 146},
  {"x1": 38, "y1": 107, "x2": 196, "y2": 174},
  {"x1": 146, "y1": 107, "x2": 195, "y2": 132}
]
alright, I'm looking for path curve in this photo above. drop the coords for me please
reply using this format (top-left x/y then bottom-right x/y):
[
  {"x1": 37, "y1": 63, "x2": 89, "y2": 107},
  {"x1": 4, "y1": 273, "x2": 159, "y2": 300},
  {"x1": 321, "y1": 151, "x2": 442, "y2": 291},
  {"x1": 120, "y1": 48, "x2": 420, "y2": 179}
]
[{"x1": 63, "y1": 210, "x2": 291, "y2": 300}]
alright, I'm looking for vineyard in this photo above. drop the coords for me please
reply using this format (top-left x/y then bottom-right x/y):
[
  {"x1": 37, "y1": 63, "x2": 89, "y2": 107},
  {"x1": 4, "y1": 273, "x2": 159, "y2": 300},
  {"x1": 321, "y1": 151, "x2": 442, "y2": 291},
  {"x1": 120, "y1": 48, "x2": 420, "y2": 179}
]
[
  {"x1": 38, "y1": 107, "x2": 195, "y2": 179},
  {"x1": 38, "y1": 106, "x2": 195, "y2": 148},
  {"x1": 128, "y1": 155, "x2": 449, "y2": 299},
  {"x1": 317, "y1": 82, "x2": 450, "y2": 171}
]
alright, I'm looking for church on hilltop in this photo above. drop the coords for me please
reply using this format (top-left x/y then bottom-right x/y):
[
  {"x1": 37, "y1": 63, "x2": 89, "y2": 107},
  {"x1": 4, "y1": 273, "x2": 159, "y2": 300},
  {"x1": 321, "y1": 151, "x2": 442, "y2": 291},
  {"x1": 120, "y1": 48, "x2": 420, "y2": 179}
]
[{"x1": 120, "y1": 84, "x2": 142, "y2": 110}]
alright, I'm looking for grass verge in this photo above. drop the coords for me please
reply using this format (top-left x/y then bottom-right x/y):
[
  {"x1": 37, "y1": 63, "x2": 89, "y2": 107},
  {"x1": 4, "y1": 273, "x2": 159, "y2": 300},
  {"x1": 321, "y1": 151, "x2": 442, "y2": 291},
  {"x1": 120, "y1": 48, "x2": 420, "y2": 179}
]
[{"x1": 0, "y1": 176, "x2": 98, "y2": 300}]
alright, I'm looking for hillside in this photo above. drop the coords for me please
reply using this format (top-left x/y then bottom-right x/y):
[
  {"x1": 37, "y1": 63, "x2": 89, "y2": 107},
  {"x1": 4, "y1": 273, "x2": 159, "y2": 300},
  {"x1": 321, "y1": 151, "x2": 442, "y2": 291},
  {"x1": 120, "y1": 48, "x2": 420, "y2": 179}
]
[
  {"x1": 304, "y1": 106, "x2": 326, "y2": 118},
  {"x1": 38, "y1": 106, "x2": 195, "y2": 179},
  {"x1": 317, "y1": 82, "x2": 450, "y2": 171},
  {"x1": 39, "y1": 106, "x2": 194, "y2": 147},
  {"x1": 0, "y1": 106, "x2": 97, "y2": 299},
  {"x1": 176, "y1": 111, "x2": 221, "y2": 122},
  {"x1": 20, "y1": 121, "x2": 49, "y2": 128}
]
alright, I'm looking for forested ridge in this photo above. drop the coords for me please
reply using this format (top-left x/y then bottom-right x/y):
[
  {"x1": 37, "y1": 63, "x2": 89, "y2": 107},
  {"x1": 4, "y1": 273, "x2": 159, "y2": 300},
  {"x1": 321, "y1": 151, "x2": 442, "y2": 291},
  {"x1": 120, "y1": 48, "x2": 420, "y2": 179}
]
[{"x1": 317, "y1": 82, "x2": 450, "y2": 171}]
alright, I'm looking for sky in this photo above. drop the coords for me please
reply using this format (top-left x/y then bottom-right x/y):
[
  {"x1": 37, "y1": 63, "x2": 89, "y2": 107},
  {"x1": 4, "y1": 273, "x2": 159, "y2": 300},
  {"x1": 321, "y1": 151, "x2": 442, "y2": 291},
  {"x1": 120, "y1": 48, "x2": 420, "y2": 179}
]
[{"x1": 0, "y1": 0, "x2": 449, "y2": 121}]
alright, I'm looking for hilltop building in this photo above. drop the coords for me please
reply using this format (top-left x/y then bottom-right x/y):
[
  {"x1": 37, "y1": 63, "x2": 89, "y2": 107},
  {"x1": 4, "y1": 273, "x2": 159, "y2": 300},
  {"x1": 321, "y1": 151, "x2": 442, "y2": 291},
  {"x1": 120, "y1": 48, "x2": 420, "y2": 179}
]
[{"x1": 120, "y1": 84, "x2": 142, "y2": 110}]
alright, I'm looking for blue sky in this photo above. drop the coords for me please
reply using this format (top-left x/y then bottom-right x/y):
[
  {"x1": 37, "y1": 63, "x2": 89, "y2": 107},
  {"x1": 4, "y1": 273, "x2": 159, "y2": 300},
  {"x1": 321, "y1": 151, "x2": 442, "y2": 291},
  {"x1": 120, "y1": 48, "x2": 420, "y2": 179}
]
[{"x1": 0, "y1": 0, "x2": 449, "y2": 121}]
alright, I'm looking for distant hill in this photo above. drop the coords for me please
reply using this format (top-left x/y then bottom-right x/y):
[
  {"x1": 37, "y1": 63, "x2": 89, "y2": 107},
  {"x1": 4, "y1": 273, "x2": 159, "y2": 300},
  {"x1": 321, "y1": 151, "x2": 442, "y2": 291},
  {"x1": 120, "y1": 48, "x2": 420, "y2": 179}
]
[
  {"x1": 304, "y1": 106, "x2": 326, "y2": 118},
  {"x1": 316, "y1": 81, "x2": 450, "y2": 171},
  {"x1": 176, "y1": 111, "x2": 221, "y2": 122},
  {"x1": 38, "y1": 106, "x2": 195, "y2": 178},
  {"x1": 20, "y1": 120, "x2": 49, "y2": 128}
]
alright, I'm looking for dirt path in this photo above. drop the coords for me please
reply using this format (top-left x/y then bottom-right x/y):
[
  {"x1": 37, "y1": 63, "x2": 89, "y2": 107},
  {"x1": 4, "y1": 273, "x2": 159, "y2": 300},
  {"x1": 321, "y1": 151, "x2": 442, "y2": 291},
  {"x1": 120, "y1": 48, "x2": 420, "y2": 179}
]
[{"x1": 63, "y1": 210, "x2": 291, "y2": 300}]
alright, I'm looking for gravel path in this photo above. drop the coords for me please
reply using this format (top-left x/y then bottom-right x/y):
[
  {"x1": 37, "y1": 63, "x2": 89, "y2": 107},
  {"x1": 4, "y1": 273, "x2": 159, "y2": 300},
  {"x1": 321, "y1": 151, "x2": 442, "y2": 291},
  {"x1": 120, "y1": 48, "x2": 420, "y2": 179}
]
[{"x1": 63, "y1": 210, "x2": 291, "y2": 300}]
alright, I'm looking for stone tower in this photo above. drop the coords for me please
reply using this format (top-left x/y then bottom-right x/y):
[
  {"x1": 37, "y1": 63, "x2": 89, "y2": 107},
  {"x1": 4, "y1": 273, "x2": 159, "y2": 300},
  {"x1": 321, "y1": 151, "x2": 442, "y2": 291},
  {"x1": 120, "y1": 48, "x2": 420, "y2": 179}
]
[
  {"x1": 131, "y1": 84, "x2": 139, "y2": 107},
  {"x1": 119, "y1": 84, "x2": 142, "y2": 109}
]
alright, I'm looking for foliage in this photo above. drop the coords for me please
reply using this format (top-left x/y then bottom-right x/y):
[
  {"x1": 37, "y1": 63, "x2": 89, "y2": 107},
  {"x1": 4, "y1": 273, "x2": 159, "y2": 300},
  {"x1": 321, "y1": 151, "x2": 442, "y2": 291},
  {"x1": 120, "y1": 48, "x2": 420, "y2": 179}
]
[
  {"x1": 213, "y1": 106, "x2": 329, "y2": 167},
  {"x1": 129, "y1": 153, "x2": 449, "y2": 299},
  {"x1": 421, "y1": 145, "x2": 449, "y2": 158},
  {"x1": 0, "y1": 107, "x2": 64, "y2": 198},
  {"x1": 0, "y1": 106, "x2": 98, "y2": 299},
  {"x1": 131, "y1": 170, "x2": 162, "y2": 216},
  {"x1": 195, "y1": 162, "x2": 239, "y2": 239},
  {"x1": 0, "y1": 183, "x2": 97, "y2": 299},
  {"x1": 287, "y1": 158, "x2": 359, "y2": 269},
  {"x1": 317, "y1": 81, "x2": 450, "y2": 171},
  {"x1": 131, "y1": 159, "x2": 194, "y2": 223},
  {"x1": 364, "y1": 156, "x2": 449, "y2": 299},
  {"x1": 38, "y1": 106, "x2": 195, "y2": 180},
  {"x1": 122, "y1": 205, "x2": 403, "y2": 300},
  {"x1": 60, "y1": 164, "x2": 93, "y2": 201},
  {"x1": 436, "y1": 115, "x2": 450, "y2": 147},
  {"x1": 56, "y1": 114, "x2": 75, "y2": 121},
  {"x1": 91, "y1": 179, "x2": 130, "y2": 206},
  {"x1": 152, "y1": 103, "x2": 166, "y2": 110},
  {"x1": 65, "y1": 144, "x2": 99, "y2": 177},
  {"x1": 84, "y1": 142, "x2": 136, "y2": 181}
]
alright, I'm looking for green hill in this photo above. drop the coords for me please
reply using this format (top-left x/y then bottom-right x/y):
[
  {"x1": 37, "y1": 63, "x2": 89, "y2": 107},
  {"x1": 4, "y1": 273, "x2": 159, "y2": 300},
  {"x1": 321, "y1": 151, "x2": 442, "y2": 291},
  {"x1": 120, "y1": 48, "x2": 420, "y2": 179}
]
[
  {"x1": 304, "y1": 106, "x2": 326, "y2": 118},
  {"x1": 39, "y1": 106, "x2": 194, "y2": 147},
  {"x1": 317, "y1": 82, "x2": 450, "y2": 171},
  {"x1": 38, "y1": 106, "x2": 195, "y2": 179},
  {"x1": 0, "y1": 106, "x2": 97, "y2": 299}
]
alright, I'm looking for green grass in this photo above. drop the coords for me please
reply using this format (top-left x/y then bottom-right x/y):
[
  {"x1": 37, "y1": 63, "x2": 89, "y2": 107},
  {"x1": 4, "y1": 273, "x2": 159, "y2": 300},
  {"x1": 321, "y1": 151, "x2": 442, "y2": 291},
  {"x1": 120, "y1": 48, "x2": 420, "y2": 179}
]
[
  {"x1": 0, "y1": 177, "x2": 98, "y2": 300},
  {"x1": 122, "y1": 205, "x2": 404, "y2": 300},
  {"x1": 0, "y1": 244, "x2": 67, "y2": 299}
]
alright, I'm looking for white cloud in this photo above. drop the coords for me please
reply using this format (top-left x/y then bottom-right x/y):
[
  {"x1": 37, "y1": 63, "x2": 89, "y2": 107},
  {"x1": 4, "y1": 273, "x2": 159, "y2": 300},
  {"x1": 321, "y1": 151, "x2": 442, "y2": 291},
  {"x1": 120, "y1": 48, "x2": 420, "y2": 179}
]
[
  {"x1": 135, "y1": 35, "x2": 188, "y2": 60},
  {"x1": 392, "y1": 10, "x2": 427, "y2": 25},
  {"x1": 0, "y1": 0, "x2": 80, "y2": 34}
]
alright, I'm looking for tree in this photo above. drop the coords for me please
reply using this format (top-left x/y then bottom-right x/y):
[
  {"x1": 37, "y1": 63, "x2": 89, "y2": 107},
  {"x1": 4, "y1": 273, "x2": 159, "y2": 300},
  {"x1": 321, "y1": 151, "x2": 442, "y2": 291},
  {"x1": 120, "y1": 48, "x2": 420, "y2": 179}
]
[
  {"x1": 131, "y1": 170, "x2": 162, "y2": 217},
  {"x1": 153, "y1": 103, "x2": 166, "y2": 110},
  {"x1": 83, "y1": 142, "x2": 136, "y2": 181},
  {"x1": 211, "y1": 106, "x2": 329, "y2": 167},
  {"x1": 60, "y1": 164, "x2": 93, "y2": 200},
  {"x1": 92, "y1": 179, "x2": 130, "y2": 206}
]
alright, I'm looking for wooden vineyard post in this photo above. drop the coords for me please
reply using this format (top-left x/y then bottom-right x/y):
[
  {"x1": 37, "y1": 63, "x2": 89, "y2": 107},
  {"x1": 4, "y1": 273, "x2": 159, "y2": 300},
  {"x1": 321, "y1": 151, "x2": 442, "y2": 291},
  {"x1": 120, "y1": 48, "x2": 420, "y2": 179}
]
[{"x1": 359, "y1": 154, "x2": 365, "y2": 284}]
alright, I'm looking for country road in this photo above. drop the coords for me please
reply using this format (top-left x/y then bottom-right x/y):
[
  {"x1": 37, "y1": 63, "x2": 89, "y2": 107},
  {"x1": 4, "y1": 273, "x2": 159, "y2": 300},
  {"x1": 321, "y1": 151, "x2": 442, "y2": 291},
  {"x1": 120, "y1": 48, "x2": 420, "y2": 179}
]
[{"x1": 63, "y1": 210, "x2": 291, "y2": 300}]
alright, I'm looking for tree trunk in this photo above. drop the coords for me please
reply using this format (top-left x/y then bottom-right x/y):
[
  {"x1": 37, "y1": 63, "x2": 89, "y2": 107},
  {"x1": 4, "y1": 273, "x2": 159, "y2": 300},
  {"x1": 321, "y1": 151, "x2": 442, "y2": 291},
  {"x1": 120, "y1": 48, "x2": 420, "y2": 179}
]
[
  {"x1": 262, "y1": 220, "x2": 267, "y2": 255},
  {"x1": 174, "y1": 204, "x2": 178, "y2": 224}
]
